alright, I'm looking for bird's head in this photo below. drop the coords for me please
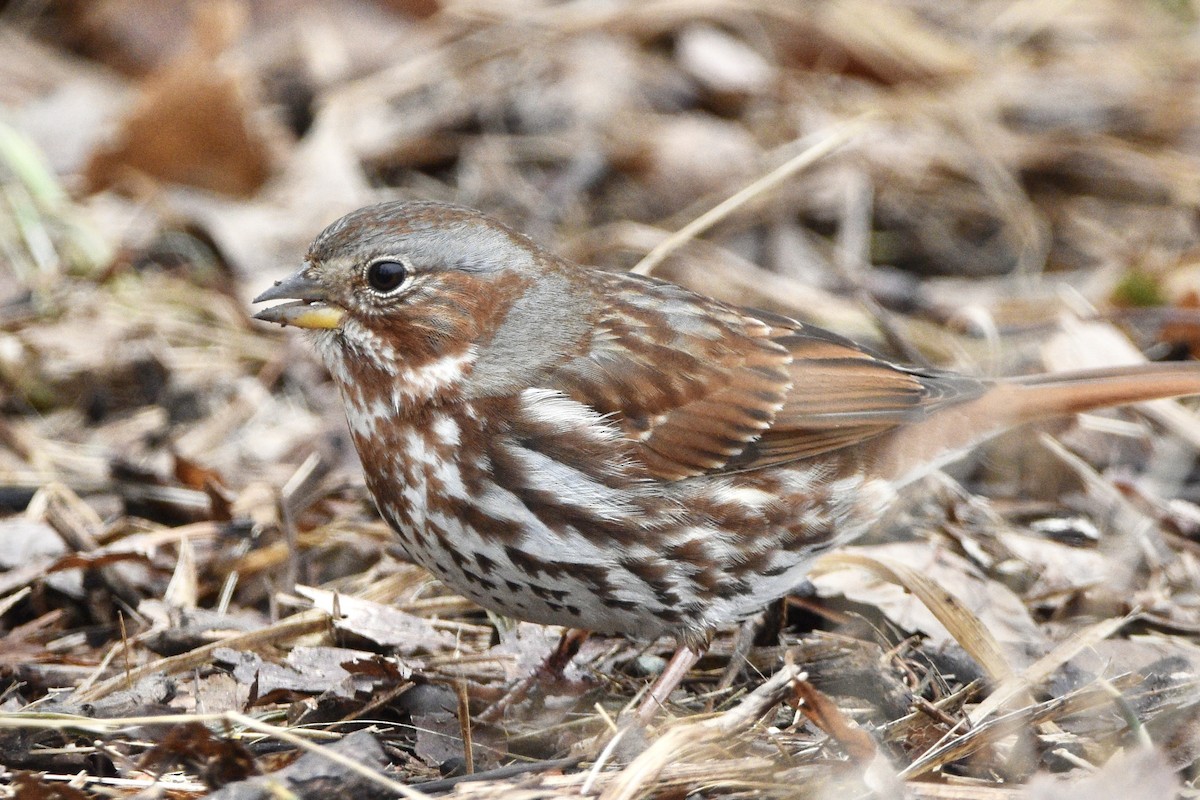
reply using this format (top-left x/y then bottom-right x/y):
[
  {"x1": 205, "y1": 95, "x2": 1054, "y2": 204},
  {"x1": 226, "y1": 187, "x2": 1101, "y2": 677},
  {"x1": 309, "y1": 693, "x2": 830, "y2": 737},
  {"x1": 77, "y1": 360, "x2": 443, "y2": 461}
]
[{"x1": 253, "y1": 201, "x2": 593, "y2": 402}]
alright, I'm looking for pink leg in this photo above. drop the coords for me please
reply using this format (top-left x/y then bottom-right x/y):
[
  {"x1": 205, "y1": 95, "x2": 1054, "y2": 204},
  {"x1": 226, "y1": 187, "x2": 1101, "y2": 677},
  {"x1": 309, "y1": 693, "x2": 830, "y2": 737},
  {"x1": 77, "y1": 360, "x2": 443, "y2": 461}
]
[
  {"x1": 478, "y1": 629, "x2": 590, "y2": 723},
  {"x1": 635, "y1": 645, "x2": 703, "y2": 724}
]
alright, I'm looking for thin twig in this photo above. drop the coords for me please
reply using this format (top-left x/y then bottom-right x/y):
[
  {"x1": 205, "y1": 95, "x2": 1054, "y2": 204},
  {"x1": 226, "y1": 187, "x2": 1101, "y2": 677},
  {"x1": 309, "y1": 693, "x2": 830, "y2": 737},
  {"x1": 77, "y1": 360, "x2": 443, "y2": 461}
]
[{"x1": 631, "y1": 115, "x2": 875, "y2": 276}]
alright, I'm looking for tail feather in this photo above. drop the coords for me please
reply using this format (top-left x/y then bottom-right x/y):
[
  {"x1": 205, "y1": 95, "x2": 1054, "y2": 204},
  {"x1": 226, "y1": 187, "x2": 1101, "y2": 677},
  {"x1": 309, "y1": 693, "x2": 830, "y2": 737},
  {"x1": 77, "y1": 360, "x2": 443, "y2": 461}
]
[
  {"x1": 875, "y1": 363, "x2": 1200, "y2": 486},
  {"x1": 1007, "y1": 363, "x2": 1200, "y2": 418}
]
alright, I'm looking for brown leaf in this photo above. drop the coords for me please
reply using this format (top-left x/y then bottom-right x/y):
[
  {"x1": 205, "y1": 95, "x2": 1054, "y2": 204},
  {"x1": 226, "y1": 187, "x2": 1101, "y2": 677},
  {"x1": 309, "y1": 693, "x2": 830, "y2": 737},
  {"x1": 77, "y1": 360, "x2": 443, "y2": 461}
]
[
  {"x1": 791, "y1": 677, "x2": 878, "y2": 763},
  {"x1": 140, "y1": 721, "x2": 259, "y2": 788},
  {"x1": 11, "y1": 772, "x2": 92, "y2": 800},
  {"x1": 84, "y1": 1, "x2": 277, "y2": 197},
  {"x1": 216, "y1": 645, "x2": 408, "y2": 705}
]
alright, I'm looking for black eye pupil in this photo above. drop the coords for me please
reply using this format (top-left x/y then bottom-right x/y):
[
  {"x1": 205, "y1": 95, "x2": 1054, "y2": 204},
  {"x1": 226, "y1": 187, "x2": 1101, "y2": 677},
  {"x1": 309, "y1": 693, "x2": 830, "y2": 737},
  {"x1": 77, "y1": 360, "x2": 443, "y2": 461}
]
[{"x1": 367, "y1": 260, "x2": 407, "y2": 293}]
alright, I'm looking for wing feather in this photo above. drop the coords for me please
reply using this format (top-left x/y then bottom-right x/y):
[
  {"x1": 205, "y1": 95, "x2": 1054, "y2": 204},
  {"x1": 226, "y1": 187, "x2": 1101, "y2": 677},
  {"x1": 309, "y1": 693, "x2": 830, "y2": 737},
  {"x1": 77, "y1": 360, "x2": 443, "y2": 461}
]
[{"x1": 547, "y1": 272, "x2": 986, "y2": 479}]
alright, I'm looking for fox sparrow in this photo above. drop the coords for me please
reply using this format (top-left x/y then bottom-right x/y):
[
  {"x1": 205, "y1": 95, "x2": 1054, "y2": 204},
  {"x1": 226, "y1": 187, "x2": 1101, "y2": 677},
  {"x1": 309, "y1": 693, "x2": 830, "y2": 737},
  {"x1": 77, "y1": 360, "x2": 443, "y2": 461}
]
[{"x1": 255, "y1": 201, "x2": 1200, "y2": 717}]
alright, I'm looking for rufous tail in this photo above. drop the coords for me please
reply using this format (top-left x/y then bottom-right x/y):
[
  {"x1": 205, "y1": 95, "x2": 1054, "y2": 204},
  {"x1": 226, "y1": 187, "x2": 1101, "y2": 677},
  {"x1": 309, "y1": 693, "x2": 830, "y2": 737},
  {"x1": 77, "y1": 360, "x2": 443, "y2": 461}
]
[{"x1": 876, "y1": 362, "x2": 1200, "y2": 487}]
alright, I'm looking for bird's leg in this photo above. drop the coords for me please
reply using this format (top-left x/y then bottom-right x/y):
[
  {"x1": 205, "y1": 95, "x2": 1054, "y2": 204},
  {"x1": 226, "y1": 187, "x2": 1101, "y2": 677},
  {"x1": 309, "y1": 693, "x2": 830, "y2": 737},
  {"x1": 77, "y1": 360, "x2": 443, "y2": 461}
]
[
  {"x1": 478, "y1": 628, "x2": 590, "y2": 723},
  {"x1": 634, "y1": 645, "x2": 703, "y2": 725},
  {"x1": 544, "y1": 627, "x2": 591, "y2": 674},
  {"x1": 708, "y1": 614, "x2": 767, "y2": 712}
]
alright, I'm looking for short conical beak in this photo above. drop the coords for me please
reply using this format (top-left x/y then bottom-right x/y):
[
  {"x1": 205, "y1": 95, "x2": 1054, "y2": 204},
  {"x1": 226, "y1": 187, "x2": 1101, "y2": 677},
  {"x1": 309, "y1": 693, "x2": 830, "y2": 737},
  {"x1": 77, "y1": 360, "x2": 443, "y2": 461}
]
[{"x1": 252, "y1": 269, "x2": 346, "y2": 330}]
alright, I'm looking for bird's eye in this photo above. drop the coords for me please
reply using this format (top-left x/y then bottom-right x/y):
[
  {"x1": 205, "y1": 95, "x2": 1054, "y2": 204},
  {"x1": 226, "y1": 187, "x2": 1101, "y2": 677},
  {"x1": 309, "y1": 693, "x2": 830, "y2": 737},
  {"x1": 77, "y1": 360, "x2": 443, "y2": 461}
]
[{"x1": 365, "y1": 260, "x2": 409, "y2": 294}]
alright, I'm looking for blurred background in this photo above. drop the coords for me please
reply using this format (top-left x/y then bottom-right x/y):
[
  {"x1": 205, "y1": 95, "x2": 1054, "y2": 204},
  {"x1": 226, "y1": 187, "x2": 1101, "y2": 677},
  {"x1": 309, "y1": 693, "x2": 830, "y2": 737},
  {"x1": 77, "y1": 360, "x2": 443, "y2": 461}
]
[
  {"x1": 3, "y1": 0, "x2": 1200, "y2": 794},
  {"x1": 6, "y1": 0, "x2": 1200, "y2": 293}
]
